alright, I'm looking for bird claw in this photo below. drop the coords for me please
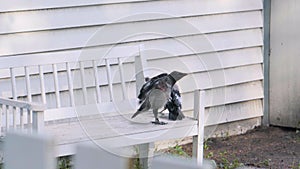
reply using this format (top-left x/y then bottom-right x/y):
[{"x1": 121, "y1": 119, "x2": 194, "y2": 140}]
[{"x1": 151, "y1": 121, "x2": 167, "y2": 125}]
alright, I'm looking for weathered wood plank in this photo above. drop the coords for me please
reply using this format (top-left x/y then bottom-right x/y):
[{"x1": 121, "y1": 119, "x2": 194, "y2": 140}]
[{"x1": 0, "y1": 0, "x2": 262, "y2": 33}]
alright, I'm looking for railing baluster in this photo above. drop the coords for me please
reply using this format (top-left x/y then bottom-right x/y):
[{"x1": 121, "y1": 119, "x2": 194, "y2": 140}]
[
  {"x1": 66, "y1": 62, "x2": 75, "y2": 106},
  {"x1": 10, "y1": 68, "x2": 17, "y2": 100},
  {"x1": 80, "y1": 61, "x2": 88, "y2": 105},
  {"x1": 0, "y1": 104, "x2": 3, "y2": 135},
  {"x1": 118, "y1": 57, "x2": 127, "y2": 100},
  {"x1": 6, "y1": 105, "x2": 9, "y2": 131},
  {"x1": 52, "y1": 64, "x2": 61, "y2": 108},
  {"x1": 27, "y1": 109, "x2": 32, "y2": 133},
  {"x1": 93, "y1": 60, "x2": 101, "y2": 103},
  {"x1": 25, "y1": 67, "x2": 33, "y2": 129},
  {"x1": 105, "y1": 59, "x2": 114, "y2": 101},
  {"x1": 25, "y1": 66, "x2": 32, "y2": 102},
  {"x1": 39, "y1": 65, "x2": 46, "y2": 104},
  {"x1": 20, "y1": 108, "x2": 24, "y2": 130},
  {"x1": 12, "y1": 106, "x2": 17, "y2": 129}
]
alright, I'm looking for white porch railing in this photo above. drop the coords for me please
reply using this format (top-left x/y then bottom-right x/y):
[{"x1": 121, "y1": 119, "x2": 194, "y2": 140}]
[{"x1": 3, "y1": 132, "x2": 203, "y2": 169}]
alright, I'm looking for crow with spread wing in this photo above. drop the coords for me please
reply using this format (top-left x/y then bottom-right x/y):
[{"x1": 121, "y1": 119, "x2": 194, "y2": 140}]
[{"x1": 131, "y1": 71, "x2": 187, "y2": 125}]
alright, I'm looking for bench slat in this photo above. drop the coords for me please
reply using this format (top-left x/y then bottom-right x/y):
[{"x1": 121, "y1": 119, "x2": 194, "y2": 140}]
[
  {"x1": 52, "y1": 64, "x2": 61, "y2": 108},
  {"x1": 93, "y1": 60, "x2": 101, "y2": 103},
  {"x1": 79, "y1": 61, "x2": 88, "y2": 105},
  {"x1": 118, "y1": 58, "x2": 127, "y2": 100},
  {"x1": 105, "y1": 59, "x2": 114, "y2": 101},
  {"x1": 38, "y1": 65, "x2": 47, "y2": 104},
  {"x1": 66, "y1": 62, "x2": 75, "y2": 107},
  {"x1": 25, "y1": 66, "x2": 33, "y2": 102}
]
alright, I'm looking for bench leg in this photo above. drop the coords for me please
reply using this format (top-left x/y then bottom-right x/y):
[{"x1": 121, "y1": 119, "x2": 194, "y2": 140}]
[
  {"x1": 138, "y1": 143, "x2": 154, "y2": 169},
  {"x1": 192, "y1": 135, "x2": 204, "y2": 166}
]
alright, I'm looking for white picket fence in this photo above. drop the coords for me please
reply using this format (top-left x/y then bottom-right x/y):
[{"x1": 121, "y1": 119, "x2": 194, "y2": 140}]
[{"x1": 3, "y1": 132, "x2": 202, "y2": 169}]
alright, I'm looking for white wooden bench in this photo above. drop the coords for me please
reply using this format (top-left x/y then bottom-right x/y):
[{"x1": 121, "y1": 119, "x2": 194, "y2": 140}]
[{"x1": 0, "y1": 45, "x2": 205, "y2": 167}]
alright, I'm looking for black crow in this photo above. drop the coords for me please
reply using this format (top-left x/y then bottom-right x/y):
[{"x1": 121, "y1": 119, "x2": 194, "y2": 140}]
[
  {"x1": 131, "y1": 71, "x2": 187, "y2": 125},
  {"x1": 160, "y1": 84, "x2": 185, "y2": 121}
]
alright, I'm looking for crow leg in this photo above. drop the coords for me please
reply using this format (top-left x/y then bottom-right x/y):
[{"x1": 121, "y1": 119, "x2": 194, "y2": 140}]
[
  {"x1": 151, "y1": 109, "x2": 167, "y2": 125},
  {"x1": 158, "y1": 107, "x2": 167, "y2": 115}
]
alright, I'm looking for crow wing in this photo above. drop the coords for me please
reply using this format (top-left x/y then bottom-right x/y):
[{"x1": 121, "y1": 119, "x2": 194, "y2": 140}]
[{"x1": 137, "y1": 73, "x2": 168, "y2": 103}]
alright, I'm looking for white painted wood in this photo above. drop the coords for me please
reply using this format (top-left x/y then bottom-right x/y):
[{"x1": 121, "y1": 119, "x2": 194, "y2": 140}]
[
  {"x1": 38, "y1": 65, "x2": 46, "y2": 104},
  {"x1": 0, "y1": 97, "x2": 46, "y2": 112},
  {"x1": 79, "y1": 61, "x2": 88, "y2": 105},
  {"x1": 75, "y1": 143, "x2": 128, "y2": 169},
  {"x1": 66, "y1": 62, "x2": 75, "y2": 106},
  {"x1": 92, "y1": 60, "x2": 101, "y2": 103},
  {"x1": 269, "y1": 0, "x2": 300, "y2": 128},
  {"x1": 0, "y1": 46, "x2": 139, "y2": 69},
  {"x1": 32, "y1": 110, "x2": 44, "y2": 132},
  {"x1": 138, "y1": 142, "x2": 154, "y2": 169},
  {"x1": 0, "y1": 104, "x2": 3, "y2": 135},
  {"x1": 135, "y1": 45, "x2": 146, "y2": 95},
  {"x1": 197, "y1": 90, "x2": 205, "y2": 166},
  {"x1": 52, "y1": 64, "x2": 61, "y2": 108},
  {"x1": 0, "y1": 0, "x2": 151, "y2": 12},
  {"x1": 0, "y1": 0, "x2": 262, "y2": 34},
  {"x1": 5, "y1": 105, "x2": 9, "y2": 131},
  {"x1": 105, "y1": 59, "x2": 114, "y2": 101},
  {"x1": 0, "y1": 26, "x2": 263, "y2": 56},
  {"x1": 152, "y1": 155, "x2": 199, "y2": 169},
  {"x1": 4, "y1": 132, "x2": 55, "y2": 169},
  {"x1": 9, "y1": 68, "x2": 17, "y2": 100},
  {"x1": 20, "y1": 108, "x2": 24, "y2": 130},
  {"x1": 118, "y1": 58, "x2": 127, "y2": 100},
  {"x1": 25, "y1": 66, "x2": 32, "y2": 102},
  {"x1": 12, "y1": 107, "x2": 16, "y2": 128},
  {"x1": 0, "y1": 62, "x2": 263, "y2": 101}
]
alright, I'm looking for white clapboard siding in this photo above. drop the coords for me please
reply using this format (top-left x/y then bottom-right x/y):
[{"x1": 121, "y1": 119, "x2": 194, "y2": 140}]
[
  {"x1": 0, "y1": 0, "x2": 262, "y2": 33},
  {"x1": 0, "y1": 0, "x2": 151, "y2": 12},
  {"x1": 0, "y1": 46, "x2": 262, "y2": 79},
  {"x1": 181, "y1": 80, "x2": 263, "y2": 109},
  {"x1": 0, "y1": 10, "x2": 263, "y2": 36},
  {"x1": 0, "y1": 28, "x2": 263, "y2": 56}
]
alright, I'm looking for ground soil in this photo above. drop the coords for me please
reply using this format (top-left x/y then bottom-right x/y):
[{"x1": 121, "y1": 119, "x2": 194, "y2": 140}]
[{"x1": 181, "y1": 126, "x2": 300, "y2": 169}]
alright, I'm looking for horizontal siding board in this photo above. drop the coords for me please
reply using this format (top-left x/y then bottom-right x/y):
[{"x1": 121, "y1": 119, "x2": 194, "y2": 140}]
[
  {"x1": 0, "y1": 0, "x2": 263, "y2": 20},
  {"x1": 0, "y1": 0, "x2": 151, "y2": 13},
  {"x1": 0, "y1": 28, "x2": 263, "y2": 56},
  {"x1": 203, "y1": 99, "x2": 263, "y2": 126},
  {"x1": 0, "y1": 46, "x2": 263, "y2": 75},
  {"x1": 0, "y1": 9, "x2": 263, "y2": 35},
  {"x1": 181, "y1": 80, "x2": 263, "y2": 109}
]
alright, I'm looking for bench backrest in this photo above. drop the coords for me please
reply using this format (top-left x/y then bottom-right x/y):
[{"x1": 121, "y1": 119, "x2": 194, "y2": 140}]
[{"x1": 0, "y1": 45, "x2": 146, "y2": 123}]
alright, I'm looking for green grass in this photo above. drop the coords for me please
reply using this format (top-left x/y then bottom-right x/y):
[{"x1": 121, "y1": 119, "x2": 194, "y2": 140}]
[
  {"x1": 168, "y1": 144, "x2": 189, "y2": 157},
  {"x1": 57, "y1": 156, "x2": 72, "y2": 169}
]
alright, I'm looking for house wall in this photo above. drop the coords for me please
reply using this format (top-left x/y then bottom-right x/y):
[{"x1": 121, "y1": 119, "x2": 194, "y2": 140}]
[
  {"x1": 269, "y1": 0, "x2": 300, "y2": 128},
  {"x1": 0, "y1": 0, "x2": 263, "y2": 134}
]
